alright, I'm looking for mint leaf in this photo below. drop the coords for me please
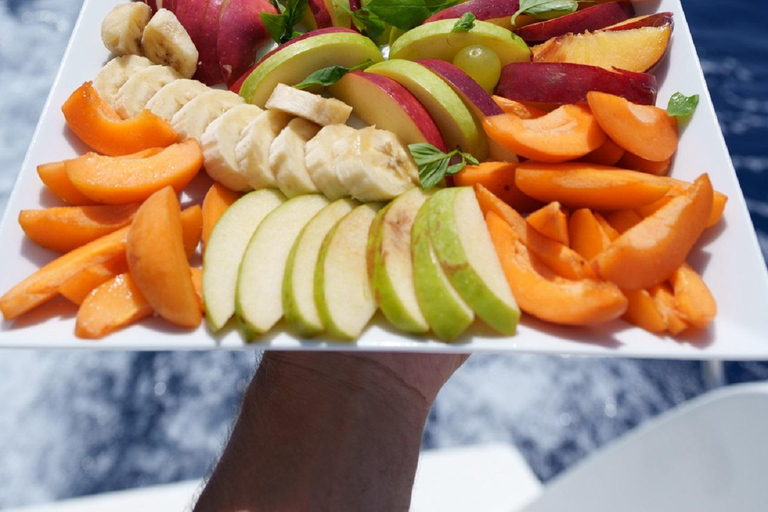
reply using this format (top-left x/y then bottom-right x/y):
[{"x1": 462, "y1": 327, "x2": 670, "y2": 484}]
[
  {"x1": 294, "y1": 60, "x2": 374, "y2": 90},
  {"x1": 260, "y1": 0, "x2": 308, "y2": 44},
  {"x1": 365, "y1": 0, "x2": 458, "y2": 31},
  {"x1": 667, "y1": 92, "x2": 699, "y2": 117},
  {"x1": 511, "y1": 0, "x2": 579, "y2": 26},
  {"x1": 337, "y1": 4, "x2": 388, "y2": 40},
  {"x1": 410, "y1": 143, "x2": 477, "y2": 189},
  {"x1": 451, "y1": 12, "x2": 475, "y2": 33}
]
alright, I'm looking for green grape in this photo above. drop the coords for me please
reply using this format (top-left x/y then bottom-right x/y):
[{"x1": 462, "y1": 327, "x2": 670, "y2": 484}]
[{"x1": 452, "y1": 45, "x2": 502, "y2": 94}]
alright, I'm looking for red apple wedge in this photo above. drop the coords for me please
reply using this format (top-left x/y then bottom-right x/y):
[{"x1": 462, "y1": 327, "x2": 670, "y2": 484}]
[
  {"x1": 532, "y1": 23, "x2": 673, "y2": 73},
  {"x1": 495, "y1": 62, "x2": 657, "y2": 106},
  {"x1": 515, "y1": 2, "x2": 634, "y2": 44},
  {"x1": 229, "y1": 27, "x2": 357, "y2": 93},
  {"x1": 218, "y1": 0, "x2": 277, "y2": 86},
  {"x1": 328, "y1": 71, "x2": 447, "y2": 150},
  {"x1": 306, "y1": 0, "x2": 333, "y2": 29},
  {"x1": 424, "y1": 0, "x2": 520, "y2": 29},
  {"x1": 176, "y1": 0, "x2": 225, "y2": 85}
]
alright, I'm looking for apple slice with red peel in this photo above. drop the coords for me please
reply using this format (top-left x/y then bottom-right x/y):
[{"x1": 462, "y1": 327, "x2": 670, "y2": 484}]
[
  {"x1": 603, "y1": 12, "x2": 674, "y2": 32},
  {"x1": 304, "y1": 0, "x2": 333, "y2": 30},
  {"x1": 229, "y1": 27, "x2": 357, "y2": 93},
  {"x1": 417, "y1": 59, "x2": 517, "y2": 162},
  {"x1": 424, "y1": 0, "x2": 521, "y2": 29},
  {"x1": 176, "y1": 0, "x2": 223, "y2": 85},
  {"x1": 237, "y1": 29, "x2": 383, "y2": 106},
  {"x1": 532, "y1": 24, "x2": 673, "y2": 73},
  {"x1": 218, "y1": 0, "x2": 277, "y2": 86},
  {"x1": 495, "y1": 62, "x2": 657, "y2": 106},
  {"x1": 328, "y1": 70, "x2": 446, "y2": 151},
  {"x1": 515, "y1": 2, "x2": 633, "y2": 44}
]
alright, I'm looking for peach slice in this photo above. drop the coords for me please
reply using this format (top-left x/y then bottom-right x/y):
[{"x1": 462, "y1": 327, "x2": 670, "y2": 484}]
[
  {"x1": 532, "y1": 24, "x2": 672, "y2": 73},
  {"x1": 515, "y1": 162, "x2": 672, "y2": 210},
  {"x1": 487, "y1": 211, "x2": 627, "y2": 325},
  {"x1": 491, "y1": 96, "x2": 548, "y2": 119},
  {"x1": 617, "y1": 151, "x2": 671, "y2": 176},
  {"x1": 202, "y1": 183, "x2": 242, "y2": 248},
  {"x1": 483, "y1": 104, "x2": 606, "y2": 163},
  {"x1": 605, "y1": 209, "x2": 643, "y2": 234},
  {"x1": 126, "y1": 187, "x2": 201, "y2": 328},
  {"x1": 650, "y1": 283, "x2": 689, "y2": 335},
  {"x1": 594, "y1": 212, "x2": 620, "y2": 241},
  {"x1": 526, "y1": 202, "x2": 569, "y2": 246},
  {"x1": 593, "y1": 174, "x2": 713, "y2": 290},
  {"x1": 454, "y1": 162, "x2": 543, "y2": 214},
  {"x1": 37, "y1": 161, "x2": 96, "y2": 206},
  {"x1": 61, "y1": 82, "x2": 178, "y2": 156},
  {"x1": 580, "y1": 137, "x2": 625, "y2": 166},
  {"x1": 57, "y1": 206, "x2": 202, "y2": 305},
  {"x1": 19, "y1": 204, "x2": 139, "y2": 253},
  {"x1": 622, "y1": 288, "x2": 666, "y2": 333},
  {"x1": 670, "y1": 263, "x2": 716, "y2": 330},
  {"x1": 568, "y1": 208, "x2": 612, "y2": 260},
  {"x1": 475, "y1": 184, "x2": 594, "y2": 280},
  {"x1": 587, "y1": 91, "x2": 678, "y2": 162},
  {"x1": 636, "y1": 180, "x2": 728, "y2": 228},
  {"x1": 65, "y1": 140, "x2": 203, "y2": 204}
]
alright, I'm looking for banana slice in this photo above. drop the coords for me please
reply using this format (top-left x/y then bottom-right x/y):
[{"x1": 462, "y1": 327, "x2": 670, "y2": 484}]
[
  {"x1": 271, "y1": 118, "x2": 322, "y2": 198},
  {"x1": 141, "y1": 8, "x2": 199, "y2": 79},
  {"x1": 343, "y1": 126, "x2": 419, "y2": 202},
  {"x1": 171, "y1": 89, "x2": 244, "y2": 141},
  {"x1": 265, "y1": 84, "x2": 353, "y2": 126},
  {"x1": 236, "y1": 110, "x2": 293, "y2": 190},
  {"x1": 305, "y1": 124, "x2": 357, "y2": 200},
  {"x1": 101, "y1": 2, "x2": 152, "y2": 57},
  {"x1": 202, "y1": 104, "x2": 264, "y2": 192},
  {"x1": 92, "y1": 55, "x2": 153, "y2": 108},
  {"x1": 113, "y1": 65, "x2": 181, "y2": 118},
  {"x1": 145, "y1": 78, "x2": 209, "y2": 121}
]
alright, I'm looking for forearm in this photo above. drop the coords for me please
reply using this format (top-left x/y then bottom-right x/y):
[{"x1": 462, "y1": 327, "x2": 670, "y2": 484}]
[{"x1": 194, "y1": 352, "x2": 435, "y2": 512}]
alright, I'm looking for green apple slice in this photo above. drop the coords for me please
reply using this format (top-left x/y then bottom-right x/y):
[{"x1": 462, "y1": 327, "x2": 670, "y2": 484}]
[
  {"x1": 389, "y1": 19, "x2": 531, "y2": 67},
  {"x1": 428, "y1": 187, "x2": 520, "y2": 335},
  {"x1": 371, "y1": 188, "x2": 432, "y2": 334},
  {"x1": 315, "y1": 202, "x2": 383, "y2": 340},
  {"x1": 236, "y1": 194, "x2": 331, "y2": 339},
  {"x1": 411, "y1": 197, "x2": 474, "y2": 342},
  {"x1": 283, "y1": 198, "x2": 359, "y2": 337},
  {"x1": 366, "y1": 59, "x2": 487, "y2": 158},
  {"x1": 203, "y1": 189, "x2": 286, "y2": 332},
  {"x1": 239, "y1": 31, "x2": 383, "y2": 107}
]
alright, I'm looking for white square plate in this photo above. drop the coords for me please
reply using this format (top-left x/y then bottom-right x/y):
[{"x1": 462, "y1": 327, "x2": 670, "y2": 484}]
[{"x1": 1, "y1": 0, "x2": 767, "y2": 358}]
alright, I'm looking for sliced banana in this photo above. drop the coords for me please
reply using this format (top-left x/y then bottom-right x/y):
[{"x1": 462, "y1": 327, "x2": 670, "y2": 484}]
[
  {"x1": 101, "y1": 2, "x2": 152, "y2": 57},
  {"x1": 236, "y1": 110, "x2": 293, "y2": 190},
  {"x1": 113, "y1": 65, "x2": 181, "y2": 118},
  {"x1": 141, "y1": 8, "x2": 199, "y2": 79},
  {"x1": 265, "y1": 84, "x2": 353, "y2": 126},
  {"x1": 201, "y1": 104, "x2": 264, "y2": 192},
  {"x1": 171, "y1": 89, "x2": 244, "y2": 141},
  {"x1": 343, "y1": 127, "x2": 419, "y2": 202},
  {"x1": 92, "y1": 55, "x2": 153, "y2": 108},
  {"x1": 145, "y1": 78, "x2": 209, "y2": 121},
  {"x1": 271, "y1": 118, "x2": 322, "y2": 198},
  {"x1": 305, "y1": 124, "x2": 357, "y2": 200}
]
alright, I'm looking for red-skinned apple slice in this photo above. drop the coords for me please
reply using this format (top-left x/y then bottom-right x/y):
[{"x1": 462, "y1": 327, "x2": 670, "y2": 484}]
[
  {"x1": 418, "y1": 59, "x2": 517, "y2": 161},
  {"x1": 532, "y1": 24, "x2": 673, "y2": 73},
  {"x1": 515, "y1": 2, "x2": 634, "y2": 44},
  {"x1": 603, "y1": 12, "x2": 674, "y2": 32},
  {"x1": 229, "y1": 27, "x2": 357, "y2": 93},
  {"x1": 495, "y1": 62, "x2": 657, "y2": 106},
  {"x1": 424, "y1": 0, "x2": 520, "y2": 29},
  {"x1": 218, "y1": 0, "x2": 277, "y2": 86},
  {"x1": 305, "y1": 0, "x2": 333, "y2": 29},
  {"x1": 176, "y1": 0, "x2": 224, "y2": 85},
  {"x1": 328, "y1": 71, "x2": 446, "y2": 151}
]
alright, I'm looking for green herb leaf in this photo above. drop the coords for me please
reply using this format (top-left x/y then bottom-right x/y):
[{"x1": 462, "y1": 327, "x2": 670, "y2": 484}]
[
  {"x1": 667, "y1": 92, "x2": 700, "y2": 117},
  {"x1": 365, "y1": 0, "x2": 458, "y2": 31},
  {"x1": 337, "y1": 4, "x2": 388, "y2": 40},
  {"x1": 260, "y1": 0, "x2": 308, "y2": 44},
  {"x1": 294, "y1": 60, "x2": 374, "y2": 90},
  {"x1": 511, "y1": 0, "x2": 579, "y2": 26},
  {"x1": 410, "y1": 143, "x2": 477, "y2": 189},
  {"x1": 451, "y1": 12, "x2": 475, "y2": 33}
]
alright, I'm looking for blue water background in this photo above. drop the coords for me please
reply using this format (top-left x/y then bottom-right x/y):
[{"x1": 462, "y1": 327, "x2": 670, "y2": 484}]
[{"x1": 0, "y1": 0, "x2": 766, "y2": 507}]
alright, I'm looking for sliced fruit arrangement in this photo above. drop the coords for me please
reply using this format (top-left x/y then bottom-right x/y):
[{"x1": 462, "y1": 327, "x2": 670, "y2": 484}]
[{"x1": 0, "y1": 0, "x2": 728, "y2": 346}]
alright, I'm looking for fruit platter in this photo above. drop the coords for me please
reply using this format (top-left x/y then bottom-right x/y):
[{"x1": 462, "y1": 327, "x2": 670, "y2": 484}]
[{"x1": 0, "y1": 0, "x2": 766, "y2": 359}]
